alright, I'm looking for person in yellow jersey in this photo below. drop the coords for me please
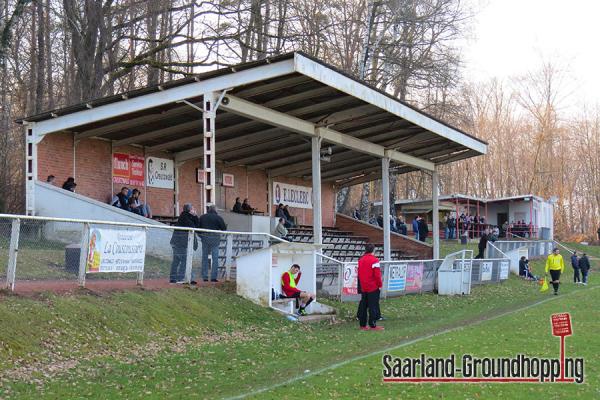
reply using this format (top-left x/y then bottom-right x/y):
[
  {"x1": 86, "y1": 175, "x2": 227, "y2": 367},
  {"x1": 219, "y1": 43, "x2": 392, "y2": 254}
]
[
  {"x1": 545, "y1": 248, "x2": 565, "y2": 295},
  {"x1": 281, "y1": 264, "x2": 315, "y2": 316}
]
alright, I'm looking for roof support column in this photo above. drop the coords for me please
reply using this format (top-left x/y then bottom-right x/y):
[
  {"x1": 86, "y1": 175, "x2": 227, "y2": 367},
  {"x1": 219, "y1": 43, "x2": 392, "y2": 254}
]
[
  {"x1": 25, "y1": 125, "x2": 37, "y2": 215},
  {"x1": 311, "y1": 136, "x2": 323, "y2": 245},
  {"x1": 432, "y1": 167, "x2": 440, "y2": 259},
  {"x1": 382, "y1": 157, "x2": 391, "y2": 261},
  {"x1": 203, "y1": 92, "x2": 217, "y2": 210}
]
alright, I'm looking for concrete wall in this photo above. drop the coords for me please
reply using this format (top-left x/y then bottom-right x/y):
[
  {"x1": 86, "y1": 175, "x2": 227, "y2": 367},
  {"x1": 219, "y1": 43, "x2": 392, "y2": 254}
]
[
  {"x1": 37, "y1": 134, "x2": 336, "y2": 228},
  {"x1": 335, "y1": 213, "x2": 433, "y2": 259}
]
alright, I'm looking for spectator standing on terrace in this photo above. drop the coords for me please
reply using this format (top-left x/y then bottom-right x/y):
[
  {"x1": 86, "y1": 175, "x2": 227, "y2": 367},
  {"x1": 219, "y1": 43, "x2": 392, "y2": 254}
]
[
  {"x1": 169, "y1": 203, "x2": 199, "y2": 284},
  {"x1": 597, "y1": 226, "x2": 600, "y2": 241},
  {"x1": 417, "y1": 217, "x2": 428, "y2": 242},
  {"x1": 475, "y1": 230, "x2": 488, "y2": 259},
  {"x1": 46, "y1": 175, "x2": 56, "y2": 185},
  {"x1": 571, "y1": 251, "x2": 581, "y2": 284},
  {"x1": 281, "y1": 264, "x2": 315, "y2": 316},
  {"x1": 62, "y1": 177, "x2": 77, "y2": 192},
  {"x1": 198, "y1": 205, "x2": 227, "y2": 282},
  {"x1": 545, "y1": 248, "x2": 565, "y2": 295},
  {"x1": 353, "y1": 208, "x2": 361, "y2": 220},
  {"x1": 579, "y1": 253, "x2": 590, "y2": 285},
  {"x1": 232, "y1": 197, "x2": 244, "y2": 214},
  {"x1": 357, "y1": 243, "x2": 384, "y2": 331},
  {"x1": 412, "y1": 216, "x2": 420, "y2": 240},
  {"x1": 377, "y1": 214, "x2": 384, "y2": 228}
]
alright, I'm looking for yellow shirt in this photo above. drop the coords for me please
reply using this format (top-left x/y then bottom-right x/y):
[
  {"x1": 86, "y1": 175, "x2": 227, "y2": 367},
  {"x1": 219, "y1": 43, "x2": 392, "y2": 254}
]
[{"x1": 545, "y1": 254, "x2": 565, "y2": 273}]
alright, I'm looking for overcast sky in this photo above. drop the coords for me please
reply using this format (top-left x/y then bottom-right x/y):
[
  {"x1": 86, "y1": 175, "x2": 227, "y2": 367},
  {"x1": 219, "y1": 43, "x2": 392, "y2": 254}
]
[{"x1": 462, "y1": 0, "x2": 600, "y2": 108}]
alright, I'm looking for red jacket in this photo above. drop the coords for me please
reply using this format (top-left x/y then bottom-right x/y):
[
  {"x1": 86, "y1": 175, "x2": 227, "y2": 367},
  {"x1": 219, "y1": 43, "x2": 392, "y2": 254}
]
[
  {"x1": 358, "y1": 253, "x2": 382, "y2": 293},
  {"x1": 281, "y1": 271, "x2": 301, "y2": 297}
]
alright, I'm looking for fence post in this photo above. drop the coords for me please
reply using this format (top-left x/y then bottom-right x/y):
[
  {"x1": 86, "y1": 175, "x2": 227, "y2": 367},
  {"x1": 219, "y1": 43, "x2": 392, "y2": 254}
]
[
  {"x1": 6, "y1": 218, "x2": 21, "y2": 291},
  {"x1": 78, "y1": 223, "x2": 90, "y2": 287},
  {"x1": 137, "y1": 227, "x2": 148, "y2": 286},
  {"x1": 184, "y1": 230, "x2": 194, "y2": 284},
  {"x1": 225, "y1": 235, "x2": 233, "y2": 281},
  {"x1": 381, "y1": 263, "x2": 388, "y2": 300},
  {"x1": 338, "y1": 262, "x2": 343, "y2": 301}
]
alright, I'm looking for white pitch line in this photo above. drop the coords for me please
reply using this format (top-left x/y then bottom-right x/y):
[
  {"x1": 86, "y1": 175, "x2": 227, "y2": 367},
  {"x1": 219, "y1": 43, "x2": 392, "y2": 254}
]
[{"x1": 226, "y1": 286, "x2": 598, "y2": 400}]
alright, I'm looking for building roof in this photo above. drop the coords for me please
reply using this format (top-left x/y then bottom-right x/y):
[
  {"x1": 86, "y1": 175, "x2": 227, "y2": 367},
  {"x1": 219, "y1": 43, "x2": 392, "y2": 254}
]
[
  {"x1": 374, "y1": 194, "x2": 547, "y2": 207},
  {"x1": 17, "y1": 52, "x2": 487, "y2": 186}
]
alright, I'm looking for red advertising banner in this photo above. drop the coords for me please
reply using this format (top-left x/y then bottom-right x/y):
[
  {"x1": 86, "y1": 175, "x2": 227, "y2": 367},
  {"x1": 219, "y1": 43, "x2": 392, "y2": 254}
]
[{"x1": 112, "y1": 153, "x2": 145, "y2": 187}]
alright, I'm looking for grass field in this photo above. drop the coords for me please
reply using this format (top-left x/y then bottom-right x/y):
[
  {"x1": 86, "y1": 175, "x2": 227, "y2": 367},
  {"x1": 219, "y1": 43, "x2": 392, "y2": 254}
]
[{"x1": 0, "y1": 242, "x2": 598, "y2": 399}]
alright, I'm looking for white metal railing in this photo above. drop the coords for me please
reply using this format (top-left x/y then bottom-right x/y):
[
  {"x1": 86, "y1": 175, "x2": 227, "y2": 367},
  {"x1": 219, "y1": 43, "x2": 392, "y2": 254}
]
[{"x1": 0, "y1": 213, "x2": 287, "y2": 291}]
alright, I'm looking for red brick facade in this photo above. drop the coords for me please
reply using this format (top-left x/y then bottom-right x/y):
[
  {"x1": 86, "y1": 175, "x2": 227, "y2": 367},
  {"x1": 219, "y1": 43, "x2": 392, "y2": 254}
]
[{"x1": 37, "y1": 134, "x2": 336, "y2": 226}]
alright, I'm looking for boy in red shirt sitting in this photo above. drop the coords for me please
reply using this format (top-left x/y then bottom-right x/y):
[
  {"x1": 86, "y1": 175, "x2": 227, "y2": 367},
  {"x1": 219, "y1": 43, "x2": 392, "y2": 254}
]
[
  {"x1": 357, "y1": 244, "x2": 384, "y2": 331},
  {"x1": 281, "y1": 264, "x2": 315, "y2": 315}
]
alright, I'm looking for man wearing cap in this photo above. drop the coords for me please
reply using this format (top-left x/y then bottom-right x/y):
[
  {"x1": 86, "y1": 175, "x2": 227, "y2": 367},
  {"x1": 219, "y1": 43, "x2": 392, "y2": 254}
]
[{"x1": 545, "y1": 248, "x2": 565, "y2": 295}]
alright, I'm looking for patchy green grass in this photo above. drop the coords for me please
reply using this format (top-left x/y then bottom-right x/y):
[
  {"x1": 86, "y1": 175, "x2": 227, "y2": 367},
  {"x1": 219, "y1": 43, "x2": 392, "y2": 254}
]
[
  {"x1": 2, "y1": 268, "x2": 597, "y2": 399},
  {"x1": 255, "y1": 286, "x2": 600, "y2": 399}
]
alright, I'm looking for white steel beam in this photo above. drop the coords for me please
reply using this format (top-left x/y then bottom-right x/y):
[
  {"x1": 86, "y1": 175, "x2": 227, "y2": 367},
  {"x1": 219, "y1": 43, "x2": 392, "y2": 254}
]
[
  {"x1": 221, "y1": 94, "x2": 435, "y2": 171},
  {"x1": 294, "y1": 53, "x2": 487, "y2": 155},
  {"x1": 33, "y1": 59, "x2": 295, "y2": 138}
]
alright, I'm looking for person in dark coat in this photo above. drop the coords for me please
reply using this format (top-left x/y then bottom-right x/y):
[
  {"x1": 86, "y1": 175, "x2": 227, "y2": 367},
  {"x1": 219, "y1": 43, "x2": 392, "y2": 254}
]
[
  {"x1": 241, "y1": 198, "x2": 255, "y2": 215},
  {"x1": 412, "y1": 216, "x2": 420, "y2": 240},
  {"x1": 198, "y1": 205, "x2": 227, "y2": 282},
  {"x1": 232, "y1": 197, "x2": 243, "y2": 214},
  {"x1": 283, "y1": 205, "x2": 295, "y2": 227},
  {"x1": 571, "y1": 251, "x2": 581, "y2": 283},
  {"x1": 62, "y1": 177, "x2": 77, "y2": 192},
  {"x1": 169, "y1": 204, "x2": 199, "y2": 284},
  {"x1": 111, "y1": 187, "x2": 130, "y2": 211},
  {"x1": 475, "y1": 230, "x2": 488, "y2": 259},
  {"x1": 579, "y1": 253, "x2": 591, "y2": 285},
  {"x1": 417, "y1": 217, "x2": 428, "y2": 242}
]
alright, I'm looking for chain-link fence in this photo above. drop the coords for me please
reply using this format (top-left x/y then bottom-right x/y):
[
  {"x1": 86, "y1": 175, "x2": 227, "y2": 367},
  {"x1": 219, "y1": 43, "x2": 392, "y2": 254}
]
[{"x1": 1, "y1": 214, "x2": 282, "y2": 291}]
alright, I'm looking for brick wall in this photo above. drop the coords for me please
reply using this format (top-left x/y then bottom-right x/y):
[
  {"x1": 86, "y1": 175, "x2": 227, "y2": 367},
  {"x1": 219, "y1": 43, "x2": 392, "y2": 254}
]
[
  {"x1": 37, "y1": 134, "x2": 336, "y2": 225},
  {"x1": 335, "y1": 213, "x2": 433, "y2": 259}
]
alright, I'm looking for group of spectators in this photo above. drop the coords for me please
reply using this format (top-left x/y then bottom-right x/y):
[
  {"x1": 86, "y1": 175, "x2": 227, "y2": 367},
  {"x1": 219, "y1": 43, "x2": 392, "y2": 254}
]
[
  {"x1": 275, "y1": 204, "x2": 295, "y2": 228},
  {"x1": 232, "y1": 197, "x2": 257, "y2": 215},
  {"x1": 111, "y1": 186, "x2": 152, "y2": 218},
  {"x1": 169, "y1": 204, "x2": 227, "y2": 284},
  {"x1": 47, "y1": 175, "x2": 77, "y2": 192},
  {"x1": 503, "y1": 220, "x2": 534, "y2": 238},
  {"x1": 357, "y1": 210, "x2": 408, "y2": 236},
  {"x1": 411, "y1": 216, "x2": 429, "y2": 242}
]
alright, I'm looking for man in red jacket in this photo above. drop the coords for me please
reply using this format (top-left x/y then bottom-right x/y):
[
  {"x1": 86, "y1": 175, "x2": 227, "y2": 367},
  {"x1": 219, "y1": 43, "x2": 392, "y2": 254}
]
[
  {"x1": 281, "y1": 264, "x2": 315, "y2": 315},
  {"x1": 357, "y1": 244, "x2": 384, "y2": 331}
]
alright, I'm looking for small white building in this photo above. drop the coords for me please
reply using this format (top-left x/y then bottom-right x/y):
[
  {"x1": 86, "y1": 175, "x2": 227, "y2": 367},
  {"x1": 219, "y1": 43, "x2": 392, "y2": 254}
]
[{"x1": 376, "y1": 193, "x2": 555, "y2": 240}]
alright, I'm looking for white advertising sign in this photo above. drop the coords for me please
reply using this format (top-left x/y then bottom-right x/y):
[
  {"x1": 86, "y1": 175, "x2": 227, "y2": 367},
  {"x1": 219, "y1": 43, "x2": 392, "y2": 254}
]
[
  {"x1": 146, "y1": 157, "x2": 175, "y2": 189},
  {"x1": 481, "y1": 261, "x2": 493, "y2": 281},
  {"x1": 85, "y1": 226, "x2": 146, "y2": 273},
  {"x1": 500, "y1": 261, "x2": 510, "y2": 280},
  {"x1": 273, "y1": 181, "x2": 313, "y2": 209}
]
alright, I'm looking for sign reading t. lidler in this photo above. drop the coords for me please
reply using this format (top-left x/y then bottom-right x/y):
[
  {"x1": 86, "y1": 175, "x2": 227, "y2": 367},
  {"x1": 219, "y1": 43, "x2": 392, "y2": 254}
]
[
  {"x1": 273, "y1": 182, "x2": 313, "y2": 209},
  {"x1": 146, "y1": 157, "x2": 175, "y2": 189}
]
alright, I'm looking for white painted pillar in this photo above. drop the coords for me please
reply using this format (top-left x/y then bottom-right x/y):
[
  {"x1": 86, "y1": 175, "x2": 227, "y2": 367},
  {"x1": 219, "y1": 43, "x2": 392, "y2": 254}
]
[
  {"x1": 267, "y1": 172, "x2": 273, "y2": 217},
  {"x1": 382, "y1": 158, "x2": 391, "y2": 261},
  {"x1": 311, "y1": 136, "x2": 323, "y2": 245},
  {"x1": 203, "y1": 92, "x2": 217, "y2": 211},
  {"x1": 432, "y1": 167, "x2": 440, "y2": 259},
  {"x1": 174, "y1": 162, "x2": 181, "y2": 217},
  {"x1": 25, "y1": 125, "x2": 37, "y2": 215}
]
